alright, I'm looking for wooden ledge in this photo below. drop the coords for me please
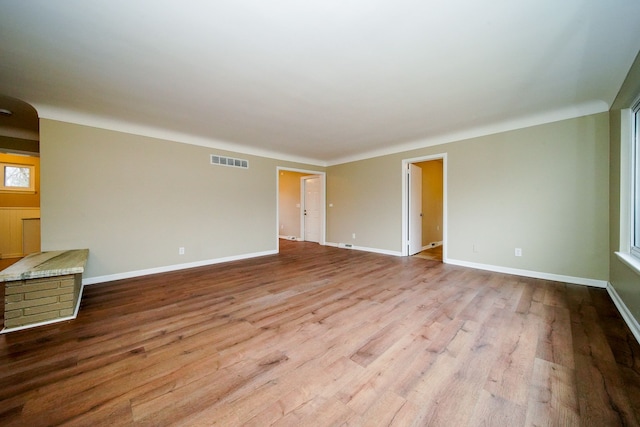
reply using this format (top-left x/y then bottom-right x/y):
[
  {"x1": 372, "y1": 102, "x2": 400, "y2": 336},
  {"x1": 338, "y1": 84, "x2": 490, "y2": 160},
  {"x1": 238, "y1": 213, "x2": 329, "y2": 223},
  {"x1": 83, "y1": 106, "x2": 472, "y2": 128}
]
[{"x1": 0, "y1": 249, "x2": 89, "y2": 282}]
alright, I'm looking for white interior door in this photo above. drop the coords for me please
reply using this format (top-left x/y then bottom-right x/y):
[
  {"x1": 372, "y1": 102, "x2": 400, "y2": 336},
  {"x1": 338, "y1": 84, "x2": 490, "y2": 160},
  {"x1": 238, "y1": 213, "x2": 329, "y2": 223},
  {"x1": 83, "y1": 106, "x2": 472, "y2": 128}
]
[
  {"x1": 302, "y1": 176, "x2": 321, "y2": 243},
  {"x1": 408, "y1": 164, "x2": 422, "y2": 255}
]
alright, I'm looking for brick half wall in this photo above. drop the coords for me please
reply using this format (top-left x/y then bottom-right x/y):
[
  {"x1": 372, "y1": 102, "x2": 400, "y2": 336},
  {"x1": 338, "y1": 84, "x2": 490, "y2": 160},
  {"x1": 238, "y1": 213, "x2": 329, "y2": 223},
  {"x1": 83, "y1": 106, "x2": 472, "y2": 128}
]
[{"x1": 4, "y1": 274, "x2": 81, "y2": 329}]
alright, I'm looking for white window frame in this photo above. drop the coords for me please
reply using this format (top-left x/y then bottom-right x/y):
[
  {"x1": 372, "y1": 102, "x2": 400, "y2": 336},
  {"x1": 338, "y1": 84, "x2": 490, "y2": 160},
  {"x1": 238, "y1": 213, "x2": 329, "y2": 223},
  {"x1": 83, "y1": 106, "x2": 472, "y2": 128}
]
[
  {"x1": 631, "y1": 97, "x2": 640, "y2": 260},
  {"x1": 0, "y1": 162, "x2": 35, "y2": 193}
]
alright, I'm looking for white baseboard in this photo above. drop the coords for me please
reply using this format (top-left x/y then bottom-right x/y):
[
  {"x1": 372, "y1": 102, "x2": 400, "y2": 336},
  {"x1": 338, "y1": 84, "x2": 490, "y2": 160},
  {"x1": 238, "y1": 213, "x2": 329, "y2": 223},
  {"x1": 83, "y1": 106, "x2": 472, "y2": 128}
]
[
  {"x1": 445, "y1": 258, "x2": 608, "y2": 288},
  {"x1": 325, "y1": 242, "x2": 402, "y2": 257},
  {"x1": 279, "y1": 235, "x2": 300, "y2": 241},
  {"x1": 606, "y1": 283, "x2": 640, "y2": 345},
  {"x1": 83, "y1": 249, "x2": 278, "y2": 286},
  {"x1": 1, "y1": 282, "x2": 85, "y2": 335},
  {"x1": 422, "y1": 241, "x2": 443, "y2": 251}
]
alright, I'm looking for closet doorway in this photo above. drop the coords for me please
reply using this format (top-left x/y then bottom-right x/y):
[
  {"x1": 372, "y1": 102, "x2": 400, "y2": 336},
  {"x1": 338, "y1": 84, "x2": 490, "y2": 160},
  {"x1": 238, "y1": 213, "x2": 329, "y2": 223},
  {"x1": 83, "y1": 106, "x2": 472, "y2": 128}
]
[
  {"x1": 402, "y1": 154, "x2": 446, "y2": 262},
  {"x1": 276, "y1": 167, "x2": 326, "y2": 249}
]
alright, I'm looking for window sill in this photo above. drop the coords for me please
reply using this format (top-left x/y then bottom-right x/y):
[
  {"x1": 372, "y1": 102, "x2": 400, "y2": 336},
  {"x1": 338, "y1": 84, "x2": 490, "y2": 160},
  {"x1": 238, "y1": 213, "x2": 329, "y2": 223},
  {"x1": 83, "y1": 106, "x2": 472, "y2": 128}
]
[
  {"x1": 0, "y1": 190, "x2": 36, "y2": 194},
  {"x1": 615, "y1": 251, "x2": 640, "y2": 276}
]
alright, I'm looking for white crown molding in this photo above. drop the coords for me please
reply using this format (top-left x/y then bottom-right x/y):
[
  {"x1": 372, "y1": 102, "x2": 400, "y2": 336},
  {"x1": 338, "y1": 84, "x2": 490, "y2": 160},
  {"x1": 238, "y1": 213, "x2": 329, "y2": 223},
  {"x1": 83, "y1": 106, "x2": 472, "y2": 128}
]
[
  {"x1": 327, "y1": 100, "x2": 609, "y2": 166},
  {"x1": 34, "y1": 99, "x2": 608, "y2": 168},
  {"x1": 34, "y1": 105, "x2": 327, "y2": 167}
]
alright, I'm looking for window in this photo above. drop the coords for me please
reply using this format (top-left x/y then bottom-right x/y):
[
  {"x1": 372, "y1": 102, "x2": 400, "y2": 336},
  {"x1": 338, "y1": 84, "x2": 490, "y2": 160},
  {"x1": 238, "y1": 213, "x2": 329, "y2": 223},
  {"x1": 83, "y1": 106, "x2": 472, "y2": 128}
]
[
  {"x1": 0, "y1": 162, "x2": 35, "y2": 192},
  {"x1": 632, "y1": 98, "x2": 640, "y2": 259}
]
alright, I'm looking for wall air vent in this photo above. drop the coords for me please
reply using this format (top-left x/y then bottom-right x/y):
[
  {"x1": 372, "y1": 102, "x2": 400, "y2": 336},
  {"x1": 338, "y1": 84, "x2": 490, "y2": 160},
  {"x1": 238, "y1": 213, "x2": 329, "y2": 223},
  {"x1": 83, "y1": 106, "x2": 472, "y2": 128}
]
[{"x1": 210, "y1": 154, "x2": 249, "y2": 169}]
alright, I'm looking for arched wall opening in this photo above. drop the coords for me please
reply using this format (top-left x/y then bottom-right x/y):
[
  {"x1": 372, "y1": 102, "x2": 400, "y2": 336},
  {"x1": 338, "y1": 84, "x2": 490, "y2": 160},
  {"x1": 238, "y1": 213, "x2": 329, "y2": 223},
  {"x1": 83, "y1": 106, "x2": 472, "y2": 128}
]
[{"x1": 0, "y1": 95, "x2": 41, "y2": 265}]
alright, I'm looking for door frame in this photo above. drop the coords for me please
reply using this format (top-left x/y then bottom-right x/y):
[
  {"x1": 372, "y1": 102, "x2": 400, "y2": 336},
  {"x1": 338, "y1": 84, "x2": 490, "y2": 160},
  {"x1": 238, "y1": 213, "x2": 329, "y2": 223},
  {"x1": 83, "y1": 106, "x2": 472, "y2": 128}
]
[
  {"x1": 401, "y1": 154, "x2": 447, "y2": 260},
  {"x1": 408, "y1": 163, "x2": 423, "y2": 255},
  {"x1": 276, "y1": 167, "x2": 326, "y2": 250}
]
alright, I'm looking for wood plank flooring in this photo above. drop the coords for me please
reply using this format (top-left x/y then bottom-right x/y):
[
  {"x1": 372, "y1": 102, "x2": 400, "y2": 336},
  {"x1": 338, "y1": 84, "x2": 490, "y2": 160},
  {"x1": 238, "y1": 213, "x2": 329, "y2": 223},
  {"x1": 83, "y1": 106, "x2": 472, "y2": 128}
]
[
  {"x1": 1, "y1": 240, "x2": 639, "y2": 426},
  {"x1": 413, "y1": 246, "x2": 443, "y2": 262}
]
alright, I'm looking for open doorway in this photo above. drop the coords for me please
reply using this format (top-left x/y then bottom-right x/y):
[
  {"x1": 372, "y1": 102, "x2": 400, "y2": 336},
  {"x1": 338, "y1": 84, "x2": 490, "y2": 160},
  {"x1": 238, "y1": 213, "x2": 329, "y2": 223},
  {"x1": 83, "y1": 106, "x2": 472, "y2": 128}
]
[
  {"x1": 0, "y1": 96, "x2": 40, "y2": 331},
  {"x1": 402, "y1": 154, "x2": 447, "y2": 261},
  {"x1": 276, "y1": 167, "x2": 326, "y2": 250},
  {"x1": 0, "y1": 96, "x2": 40, "y2": 268}
]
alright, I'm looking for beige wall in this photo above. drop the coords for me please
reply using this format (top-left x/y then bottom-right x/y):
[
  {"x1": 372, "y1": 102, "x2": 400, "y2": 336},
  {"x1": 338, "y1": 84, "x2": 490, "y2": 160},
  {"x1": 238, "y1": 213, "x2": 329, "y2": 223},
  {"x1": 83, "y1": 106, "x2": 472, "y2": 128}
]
[
  {"x1": 40, "y1": 119, "x2": 323, "y2": 279},
  {"x1": 609, "y1": 52, "x2": 640, "y2": 323},
  {"x1": 278, "y1": 170, "x2": 305, "y2": 238},
  {"x1": 416, "y1": 160, "x2": 443, "y2": 247},
  {"x1": 38, "y1": 109, "x2": 613, "y2": 289},
  {"x1": 328, "y1": 112, "x2": 609, "y2": 281},
  {"x1": 327, "y1": 156, "x2": 401, "y2": 250}
]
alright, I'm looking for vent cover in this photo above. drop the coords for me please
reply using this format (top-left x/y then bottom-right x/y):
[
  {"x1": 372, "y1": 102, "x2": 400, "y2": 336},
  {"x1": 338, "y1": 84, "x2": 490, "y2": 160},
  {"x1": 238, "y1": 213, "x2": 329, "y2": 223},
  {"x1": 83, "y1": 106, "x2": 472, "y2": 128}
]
[{"x1": 210, "y1": 155, "x2": 249, "y2": 169}]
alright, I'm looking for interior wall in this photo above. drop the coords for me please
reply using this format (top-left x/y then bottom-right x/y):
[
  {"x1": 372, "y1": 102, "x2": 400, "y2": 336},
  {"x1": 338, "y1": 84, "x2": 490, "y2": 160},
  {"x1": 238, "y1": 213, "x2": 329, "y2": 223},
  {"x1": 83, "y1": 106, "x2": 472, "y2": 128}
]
[
  {"x1": 327, "y1": 112, "x2": 609, "y2": 282},
  {"x1": 278, "y1": 170, "x2": 305, "y2": 239},
  {"x1": 416, "y1": 160, "x2": 443, "y2": 247},
  {"x1": 609, "y1": 51, "x2": 640, "y2": 324},
  {"x1": 0, "y1": 135, "x2": 39, "y2": 156},
  {"x1": 40, "y1": 119, "x2": 324, "y2": 280}
]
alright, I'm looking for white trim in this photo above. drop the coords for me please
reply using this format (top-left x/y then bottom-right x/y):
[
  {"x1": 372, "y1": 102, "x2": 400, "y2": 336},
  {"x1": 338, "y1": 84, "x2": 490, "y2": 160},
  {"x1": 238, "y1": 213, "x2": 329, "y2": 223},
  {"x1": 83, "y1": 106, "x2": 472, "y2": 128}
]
[
  {"x1": 620, "y1": 109, "x2": 633, "y2": 253},
  {"x1": 446, "y1": 258, "x2": 608, "y2": 288},
  {"x1": 1, "y1": 314, "x2": 76, "y2": 334},
  {"x1": 615, "y1": 251, "x2": 640, "y2": 276},
  {"x1": 82, "y1": 249, "x2": 277, "y2": 286},
  {"x1": 0, "y1": 162, "x2": 36, "y2": 192},
  {"x1": 422, "y1": 241, "x2": 443, "y2": 251},
  {"x1": 325, "y1": 242, "x2": 402, "y2": 257},
  {"x1": 328, "y1": 100, "x2": 608, "y2": 166},
  {"x1": 401, "y1": 154, "x2": 447, "y2": 259},
  {"x1": 35, "y1": 101, "x2": 608, "y2": 168},
  {"x1": 74, "y1": 281, "x2": 86, "y2": 317},
  {"x1": 36, "y1": 105, "x2": 325, "y2": 167},
  {"x1": 606, "y1": 282, "x2": 640, "y2": 345},
  {"x1": 278, "y1": 235, "x2": 300, "y2": 241},
  {"x1": 1, "y1": 282, "x2": 85, "y2": 334}
]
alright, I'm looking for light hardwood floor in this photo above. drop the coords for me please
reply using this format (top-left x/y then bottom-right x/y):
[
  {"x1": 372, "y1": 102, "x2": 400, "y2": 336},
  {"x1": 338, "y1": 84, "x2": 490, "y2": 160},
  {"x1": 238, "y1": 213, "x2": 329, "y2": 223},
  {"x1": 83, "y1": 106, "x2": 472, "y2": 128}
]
[
  {"x1": 1, "y1": 240, "x2": 639, "y2": 426},
  {"x1": 413, "y1": 246, "x2": 443, "y2": 262}
]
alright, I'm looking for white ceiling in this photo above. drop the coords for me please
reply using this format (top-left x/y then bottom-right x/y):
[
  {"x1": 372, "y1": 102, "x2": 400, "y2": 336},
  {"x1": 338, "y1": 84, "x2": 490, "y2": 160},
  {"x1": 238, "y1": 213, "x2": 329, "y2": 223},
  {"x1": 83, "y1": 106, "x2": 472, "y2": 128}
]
[{"x1": 1, "y1": 1, "x2": 639, "y2": 165}]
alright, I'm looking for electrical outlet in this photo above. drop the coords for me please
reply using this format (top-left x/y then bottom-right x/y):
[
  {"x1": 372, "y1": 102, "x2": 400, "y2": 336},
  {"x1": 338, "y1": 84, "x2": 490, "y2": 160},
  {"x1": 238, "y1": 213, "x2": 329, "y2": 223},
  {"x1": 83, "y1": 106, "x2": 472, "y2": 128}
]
[
  {"x1": 515, "y1": 248, "x2": 522, "y2": 257},
  {"x1": 352, "y1": 233, "x2": 356, "y2": 239},
  {"x1": 179, "y1": 247, "x2": 185, "y2": 255}
]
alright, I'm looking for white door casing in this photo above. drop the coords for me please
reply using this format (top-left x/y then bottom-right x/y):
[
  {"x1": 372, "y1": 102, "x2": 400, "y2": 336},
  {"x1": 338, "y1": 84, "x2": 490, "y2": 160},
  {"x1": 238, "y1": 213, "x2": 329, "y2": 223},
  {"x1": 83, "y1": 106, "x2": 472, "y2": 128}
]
[
  {"x1": 409, "y1": 164, "x2": 423, "y2": 255},
  {"x1": 401, "y1": 154, "x2": 447, "y2": 259}
]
